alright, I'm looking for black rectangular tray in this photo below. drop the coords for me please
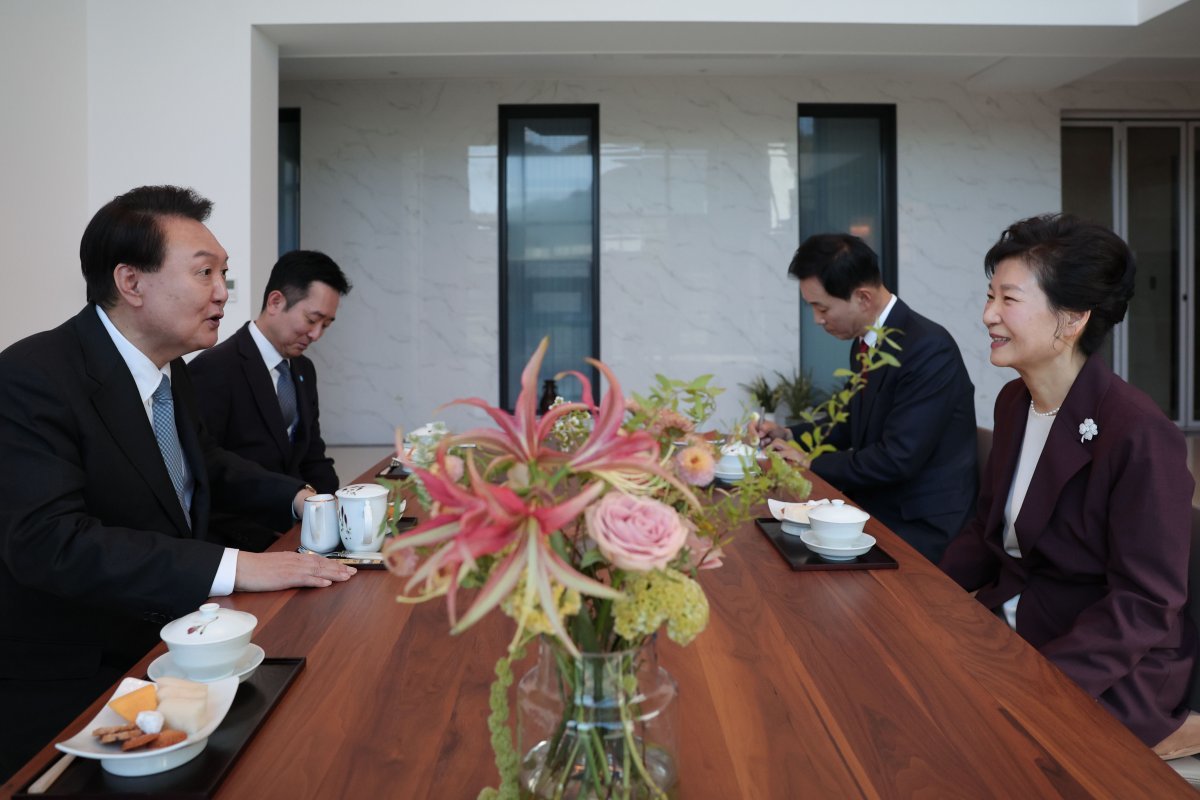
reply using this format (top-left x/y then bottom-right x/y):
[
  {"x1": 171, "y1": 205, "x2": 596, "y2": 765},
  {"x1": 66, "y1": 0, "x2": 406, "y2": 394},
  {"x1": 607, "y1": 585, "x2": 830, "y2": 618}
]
[
  {"x1": 16, "y1": 658, "x2": 305, "y2": 799},
  {"x1": 375, "y1": 461, "x2": 410, "y2": 480},
  {"x1": 757, "y1": 518, "x2": 898, "y2": 571}
]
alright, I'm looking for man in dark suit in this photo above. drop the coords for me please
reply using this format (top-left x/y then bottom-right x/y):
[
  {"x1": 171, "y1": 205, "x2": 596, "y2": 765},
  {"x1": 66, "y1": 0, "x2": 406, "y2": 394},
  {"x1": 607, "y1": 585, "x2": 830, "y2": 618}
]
[
  {"x1": 756, "y1": 234, "x2": 978, "y2": 562},
  {"x1": 190, "y1": 251, "x2": 350, "y2": 550},
  {"x1": 0, "y1": 186, "x2": 355, "y2": 782}
]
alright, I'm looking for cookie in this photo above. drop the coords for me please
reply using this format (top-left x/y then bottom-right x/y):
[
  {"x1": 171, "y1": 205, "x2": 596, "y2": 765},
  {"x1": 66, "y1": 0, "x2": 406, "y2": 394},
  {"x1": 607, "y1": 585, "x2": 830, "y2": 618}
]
[
  {"x1": 149, "y1": 729, "x2": 187, "y2": 749},
  {"x1": 120, "y1": 732, "x2": 159, "y2": 751}
]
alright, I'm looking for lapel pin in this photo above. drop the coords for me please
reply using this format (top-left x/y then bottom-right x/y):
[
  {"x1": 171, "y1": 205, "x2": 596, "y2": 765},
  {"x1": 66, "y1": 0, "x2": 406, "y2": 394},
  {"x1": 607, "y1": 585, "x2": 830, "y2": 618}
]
[{"x1": 1078, "y1": 418, "x2": 1098, "y2": 443}]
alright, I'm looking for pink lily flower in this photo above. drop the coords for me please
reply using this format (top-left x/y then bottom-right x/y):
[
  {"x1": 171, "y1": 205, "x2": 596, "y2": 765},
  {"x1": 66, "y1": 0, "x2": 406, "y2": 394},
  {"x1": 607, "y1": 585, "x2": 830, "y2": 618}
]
[{"x1": 385, "y1": 450, "x2": 618, "y2": 656}]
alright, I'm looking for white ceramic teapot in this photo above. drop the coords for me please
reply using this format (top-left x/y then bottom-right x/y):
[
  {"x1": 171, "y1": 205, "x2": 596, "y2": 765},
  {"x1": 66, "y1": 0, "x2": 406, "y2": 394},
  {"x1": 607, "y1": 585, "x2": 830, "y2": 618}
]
[{"x1": 334, "y1": 483, "x2": 389, "y2": 552}]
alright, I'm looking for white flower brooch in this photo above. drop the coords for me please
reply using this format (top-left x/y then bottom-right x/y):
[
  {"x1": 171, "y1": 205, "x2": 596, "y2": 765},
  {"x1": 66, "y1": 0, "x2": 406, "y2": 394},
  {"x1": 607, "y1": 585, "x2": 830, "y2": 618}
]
[{"x1": 1078, "y1": 418, "x2": 1098, "y2": 443}]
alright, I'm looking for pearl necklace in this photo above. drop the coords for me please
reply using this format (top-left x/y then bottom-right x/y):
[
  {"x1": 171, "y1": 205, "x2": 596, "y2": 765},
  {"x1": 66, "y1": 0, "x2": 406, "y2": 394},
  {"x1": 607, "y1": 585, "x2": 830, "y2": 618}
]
[{"x1": 1029, "y1": 399, "x2": 1060, "y2": 417}]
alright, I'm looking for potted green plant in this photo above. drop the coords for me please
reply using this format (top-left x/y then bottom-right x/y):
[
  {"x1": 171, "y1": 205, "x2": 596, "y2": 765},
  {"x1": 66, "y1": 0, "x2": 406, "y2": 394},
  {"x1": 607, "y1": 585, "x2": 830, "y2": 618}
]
[
  {"x1": 774, "y1": 368, "x2": 824, "y2": 425},
  {"x1": 739, "y1": 374, "x2": 781, "y2": 416}
]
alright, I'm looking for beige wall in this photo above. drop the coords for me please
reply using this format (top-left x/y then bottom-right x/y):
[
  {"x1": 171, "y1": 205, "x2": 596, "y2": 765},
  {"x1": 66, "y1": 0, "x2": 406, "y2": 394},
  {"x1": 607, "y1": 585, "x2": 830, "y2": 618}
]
[{"x1": 0, "y1": 0, "x2": 89, "y2": 348}]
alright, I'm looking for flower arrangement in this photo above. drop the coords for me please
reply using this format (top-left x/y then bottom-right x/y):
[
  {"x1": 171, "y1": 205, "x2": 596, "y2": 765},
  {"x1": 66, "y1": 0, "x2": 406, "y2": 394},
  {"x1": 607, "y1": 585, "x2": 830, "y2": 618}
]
[{"x1": 383, "y1": 339, "x2": 812, "y2": 799}]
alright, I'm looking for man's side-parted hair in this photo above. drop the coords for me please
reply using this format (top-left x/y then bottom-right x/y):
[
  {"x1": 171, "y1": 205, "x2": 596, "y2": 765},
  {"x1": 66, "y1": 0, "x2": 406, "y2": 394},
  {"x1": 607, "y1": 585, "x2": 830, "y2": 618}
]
[
  {"x1": 260, "y1": 250, "x2": 352, "y2": 312},
  {"x1": 787, "y1": 233, "x2": 883, "y2": 300},
  {"x1": 80, "y1": 185, "x2": 214, "y2": 309}
]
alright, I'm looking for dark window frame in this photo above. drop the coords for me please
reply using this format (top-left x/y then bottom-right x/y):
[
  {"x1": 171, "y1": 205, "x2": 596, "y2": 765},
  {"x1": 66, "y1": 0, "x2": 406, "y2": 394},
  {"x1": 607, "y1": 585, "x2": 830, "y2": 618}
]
[
  {"x1": 498, "y1": 104, "x2": 601, "y2": 410},
  {"x1": 796, "y1": 103, "x2": 898, "y2": 291},
  {"x1": 278, "y1": 107, "x2": 301, "y2": 256}
]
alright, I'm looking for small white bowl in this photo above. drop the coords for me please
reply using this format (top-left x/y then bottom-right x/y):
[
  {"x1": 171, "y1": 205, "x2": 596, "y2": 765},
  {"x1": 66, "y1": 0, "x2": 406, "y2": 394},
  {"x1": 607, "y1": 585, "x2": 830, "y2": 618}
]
[
  {"x1": 160, "y1": 603, "x2": 256, "y2": 681},
  {"x1": 807, "y1": 499, "x2": 870, "y2": 544}
]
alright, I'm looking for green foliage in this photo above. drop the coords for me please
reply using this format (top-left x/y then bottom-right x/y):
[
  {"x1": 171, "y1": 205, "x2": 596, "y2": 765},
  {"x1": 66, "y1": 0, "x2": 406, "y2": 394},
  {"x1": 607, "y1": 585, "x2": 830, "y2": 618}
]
[
  {"x1": 627, "y1": 373, "x2": 723, "y2": 428},
  {"x1": 774, "y1": 368, "x2": 824, "y2": 421},
  {"x1": 477, "y1": 644, "x2": 528, "y2": 800},
  {"x1": 795, "y1": 325, "x2": 901, "y2": 460},
  {"x1": 739, "y1": 374, "x2": 781, "y2": 413}
]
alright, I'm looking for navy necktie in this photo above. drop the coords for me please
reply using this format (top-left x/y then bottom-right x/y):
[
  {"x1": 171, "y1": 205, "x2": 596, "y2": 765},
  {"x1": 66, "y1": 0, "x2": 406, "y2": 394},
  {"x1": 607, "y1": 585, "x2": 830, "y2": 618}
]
[
  {"x1": 277, "y1": 360, "x2": 298, "y2": 440},
  {"x1": 151, "y1": 375, "x2": 191, "y2": 526}
]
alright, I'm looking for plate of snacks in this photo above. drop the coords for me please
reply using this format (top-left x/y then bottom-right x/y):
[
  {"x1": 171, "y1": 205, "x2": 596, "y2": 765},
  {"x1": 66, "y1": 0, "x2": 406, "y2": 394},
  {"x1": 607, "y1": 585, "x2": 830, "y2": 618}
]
[{"x1": 56, "y1": 674, "x2": 238, "y2": 776}]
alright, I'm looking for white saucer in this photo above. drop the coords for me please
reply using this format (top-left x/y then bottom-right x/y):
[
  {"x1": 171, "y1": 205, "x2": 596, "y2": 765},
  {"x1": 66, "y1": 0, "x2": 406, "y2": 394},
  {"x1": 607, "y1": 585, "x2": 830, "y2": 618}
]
[
  {"x1": 148, "y1": 643, "x2": 265, "y2": 684},
  {"x1": 713, "y1": 469, "x2": 745, "y2": 482},
  {"x1": 799, "y1": 531, "x2": 875, "y2": 562}
]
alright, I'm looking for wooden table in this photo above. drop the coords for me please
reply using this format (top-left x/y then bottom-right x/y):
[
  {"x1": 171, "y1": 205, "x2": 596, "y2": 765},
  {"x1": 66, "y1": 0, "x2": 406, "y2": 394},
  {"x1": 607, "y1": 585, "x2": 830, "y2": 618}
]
[{"x1": 4, "y1": 460, "x2": 1192, "y2": 798}]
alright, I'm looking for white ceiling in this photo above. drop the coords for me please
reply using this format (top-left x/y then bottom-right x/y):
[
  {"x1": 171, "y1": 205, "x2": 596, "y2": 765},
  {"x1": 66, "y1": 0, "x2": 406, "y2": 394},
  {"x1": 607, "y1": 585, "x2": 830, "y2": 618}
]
[{"x1": 264, "y1": 0, "x2": 1200, "y2": 89}]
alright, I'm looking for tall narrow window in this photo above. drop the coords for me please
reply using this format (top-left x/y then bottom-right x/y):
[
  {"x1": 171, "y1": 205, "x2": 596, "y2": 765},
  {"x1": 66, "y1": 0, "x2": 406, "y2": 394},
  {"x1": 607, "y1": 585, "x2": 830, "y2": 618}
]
[
  {"x1": 1062, "y1": 118, "x2": 1198, "y2": 426},
  {"x1": 278, "y1": 108, "x2": 301, "y2": 255},
  {"x1": 499, "y1": 106, "x2": 600, "y2": 409},
  {"x1": 796, "y1": 104, "x2": 897, "y2": 390}
]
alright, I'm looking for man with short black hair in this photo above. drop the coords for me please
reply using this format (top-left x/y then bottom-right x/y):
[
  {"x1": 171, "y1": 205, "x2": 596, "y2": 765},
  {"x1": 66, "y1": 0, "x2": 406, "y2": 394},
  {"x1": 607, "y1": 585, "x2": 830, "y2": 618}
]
[
  {"x1": 756, "y1": 233, "x2": 978, "y2": 562},
  {"x1": 0, "y1": 186, "x2": 355, "y2": 781},
  {"x1": 189, "y1": 251, "x2": 350, "y2": 551}
]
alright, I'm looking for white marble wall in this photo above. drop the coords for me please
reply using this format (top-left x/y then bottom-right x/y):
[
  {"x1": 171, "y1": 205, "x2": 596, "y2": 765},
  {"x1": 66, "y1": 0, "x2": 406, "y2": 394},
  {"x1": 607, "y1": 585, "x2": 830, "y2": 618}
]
[{"x1": 282, "y1": 75, "x2": 1191, "y2": 444}]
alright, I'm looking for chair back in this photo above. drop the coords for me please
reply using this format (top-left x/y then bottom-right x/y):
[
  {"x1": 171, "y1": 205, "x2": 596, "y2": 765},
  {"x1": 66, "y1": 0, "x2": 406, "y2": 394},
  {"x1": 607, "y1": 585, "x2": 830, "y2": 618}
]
[
  {"x1": 1188, "y1": 505, "x2": 1200, "y2": 711},
  {"x1": 976, "y1": 427, "x2": 993, "y2": 486}
]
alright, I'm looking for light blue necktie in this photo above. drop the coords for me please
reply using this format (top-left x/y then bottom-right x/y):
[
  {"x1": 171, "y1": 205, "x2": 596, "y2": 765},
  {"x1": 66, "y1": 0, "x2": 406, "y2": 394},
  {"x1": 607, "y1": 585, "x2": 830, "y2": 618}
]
[
  {"x1": 276, "y1": 359, "x2": 298, "y2": 442},
  {"x1": 151, "y1": 375, "x2": 190, "y2": 526}
]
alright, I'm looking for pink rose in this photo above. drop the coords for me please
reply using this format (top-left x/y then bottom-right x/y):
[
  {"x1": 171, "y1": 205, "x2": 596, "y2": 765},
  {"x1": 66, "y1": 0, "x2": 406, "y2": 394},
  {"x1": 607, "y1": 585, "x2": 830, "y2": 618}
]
[
  {"x1": 685, "y1": 530, "x2": 723, "y2": 571},
  {"x1": 585, "y1": 492, "x2": 688, "y2": 572}
]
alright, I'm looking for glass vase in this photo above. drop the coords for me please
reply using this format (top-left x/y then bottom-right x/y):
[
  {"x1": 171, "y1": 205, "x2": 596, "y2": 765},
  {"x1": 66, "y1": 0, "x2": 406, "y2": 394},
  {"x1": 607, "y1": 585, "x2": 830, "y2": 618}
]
[{"x1": 517, "y1": 637, "x2": 679, "y2": 799}]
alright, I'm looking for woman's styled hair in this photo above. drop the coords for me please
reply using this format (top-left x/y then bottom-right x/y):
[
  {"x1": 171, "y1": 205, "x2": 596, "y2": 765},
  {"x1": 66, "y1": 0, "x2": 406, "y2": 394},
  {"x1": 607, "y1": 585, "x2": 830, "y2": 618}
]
[{"x1": 985, "y1": 213, "x2": 1136, "y2": 356}]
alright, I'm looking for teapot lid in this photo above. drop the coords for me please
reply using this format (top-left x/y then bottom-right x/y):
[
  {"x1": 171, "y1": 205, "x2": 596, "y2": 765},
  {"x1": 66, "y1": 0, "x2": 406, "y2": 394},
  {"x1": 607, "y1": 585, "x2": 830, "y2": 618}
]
[
  {"x1": 160, "y1": 603, "x2": 256, "y2": 646},
  {"x1": 335, "y1": 483, "x2": 388, "y2": 498},
  {"x1": 807, "y1": 498, "x2": 870, "y2": 524}
]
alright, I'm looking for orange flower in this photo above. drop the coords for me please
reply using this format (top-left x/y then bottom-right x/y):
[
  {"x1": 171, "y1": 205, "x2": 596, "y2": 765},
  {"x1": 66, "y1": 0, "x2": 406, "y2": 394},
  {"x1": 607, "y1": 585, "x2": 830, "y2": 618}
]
[{"x1": 675, "y1": 445, "x2": 715, "y2": 486}]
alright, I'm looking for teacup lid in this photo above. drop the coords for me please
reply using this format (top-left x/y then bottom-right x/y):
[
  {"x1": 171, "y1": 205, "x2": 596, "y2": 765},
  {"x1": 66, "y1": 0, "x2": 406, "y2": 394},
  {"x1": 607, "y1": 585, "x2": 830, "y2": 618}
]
[
  {"x1": 720, "y1": 441, "x2": 755, "y2": 457},
  {"x1": 335, "y1": 483, "x2": 388, "y2": 498},
  {"x1": 807, "y1": 499, "x2": 870, "y2": 524},
  {"x1": 161, "y1": 603, "x2": 256, "y2": 646}
]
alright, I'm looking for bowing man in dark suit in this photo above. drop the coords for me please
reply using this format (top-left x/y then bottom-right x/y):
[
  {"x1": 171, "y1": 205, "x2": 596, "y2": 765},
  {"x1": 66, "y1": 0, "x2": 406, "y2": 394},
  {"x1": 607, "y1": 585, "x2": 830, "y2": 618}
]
[
  {"x1": 190, "y1": 251, "x2": 350, "y2": 550},
  {"x1": 940, "y1": 214, "x2": 1200, "y2": 756},
  {"x1": 0, "y1": 186, "x2": 355, "y2": 782},
  {"x1": 756, "y1": 234, "x2": 978, "y2": 562}
]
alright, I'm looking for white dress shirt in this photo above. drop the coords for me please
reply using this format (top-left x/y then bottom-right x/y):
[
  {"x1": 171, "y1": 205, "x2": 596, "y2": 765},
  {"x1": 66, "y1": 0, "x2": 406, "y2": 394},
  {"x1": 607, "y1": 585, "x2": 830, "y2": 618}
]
[
  {"x1": 95, "y1": 306, "x2": 238, "y2": 596},
  {"x1": 999, "y1": 406, "x2": 1055, "y2": 628},
  {"x1": 863, "y1": 294, "x2": 898, "y2": 348}
]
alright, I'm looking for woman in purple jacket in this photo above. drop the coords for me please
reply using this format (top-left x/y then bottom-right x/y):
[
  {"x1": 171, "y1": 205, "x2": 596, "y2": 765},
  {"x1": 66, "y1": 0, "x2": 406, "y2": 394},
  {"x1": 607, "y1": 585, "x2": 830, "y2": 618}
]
[{"x1": 940, "y1": 213, "x2": 1200, "y2": 756}]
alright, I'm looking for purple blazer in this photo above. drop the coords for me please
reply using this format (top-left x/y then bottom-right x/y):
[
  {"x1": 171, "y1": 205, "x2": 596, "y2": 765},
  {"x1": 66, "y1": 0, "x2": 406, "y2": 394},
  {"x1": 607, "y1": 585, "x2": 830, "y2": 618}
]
[{"x1": 940, "y1": 354, "x2": 1197, "y2": 745}]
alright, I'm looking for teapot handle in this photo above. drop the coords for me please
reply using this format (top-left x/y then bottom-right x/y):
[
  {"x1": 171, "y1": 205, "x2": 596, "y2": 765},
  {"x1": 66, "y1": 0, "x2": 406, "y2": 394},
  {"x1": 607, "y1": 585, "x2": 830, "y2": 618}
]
[{"x1": 362, "y1": 502, "x2": 373, "y2": 547}]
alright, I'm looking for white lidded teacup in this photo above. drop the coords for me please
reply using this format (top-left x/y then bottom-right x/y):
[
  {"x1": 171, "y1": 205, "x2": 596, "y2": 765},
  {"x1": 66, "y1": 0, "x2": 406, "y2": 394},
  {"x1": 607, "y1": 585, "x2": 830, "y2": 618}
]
[
  {"x1": 806, "y1": 499, "x2": 870, "y2": 546},
  {"x1": 160, "y1": 603, "x2": 256, "y2": 681},
  {"x1": 716, "y1": 441, "x2": 756, "y2": 478}
]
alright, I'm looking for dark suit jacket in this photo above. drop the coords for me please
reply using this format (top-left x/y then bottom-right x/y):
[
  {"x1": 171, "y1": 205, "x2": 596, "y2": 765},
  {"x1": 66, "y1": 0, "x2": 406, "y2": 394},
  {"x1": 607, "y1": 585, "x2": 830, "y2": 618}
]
[
  {"x1": 189, "y1": 323, "x2": 337, "y2": 493},
  {"x1": 940, "y1": 354, "x2": 1196, "y2": 745},
  {"x1": 792, "y1": 298, "x2": 978, "y2": 562},
  {"x1": 0, "y1": 306, "x2": 302, "y2": 777},
  {"x1": 189, "y1": 324, "x2": 337, "y2": 551}
]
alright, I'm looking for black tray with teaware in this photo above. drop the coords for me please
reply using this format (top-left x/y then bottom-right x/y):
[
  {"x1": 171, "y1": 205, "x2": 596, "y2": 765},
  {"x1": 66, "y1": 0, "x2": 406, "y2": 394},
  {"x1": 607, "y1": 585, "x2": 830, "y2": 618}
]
[
  {"x1": 756, "y1": 519, "x2": 898, "y2": 571},
  {"x1": 15, "y1": 658, "x2": 305, "y2": 799}
]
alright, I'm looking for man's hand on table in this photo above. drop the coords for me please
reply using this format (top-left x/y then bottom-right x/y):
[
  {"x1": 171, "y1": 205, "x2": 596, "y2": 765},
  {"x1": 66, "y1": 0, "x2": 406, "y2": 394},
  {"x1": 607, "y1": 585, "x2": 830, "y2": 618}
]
[{"x1": 234, "y1": 551, "x2": 356, "y2": 591}]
